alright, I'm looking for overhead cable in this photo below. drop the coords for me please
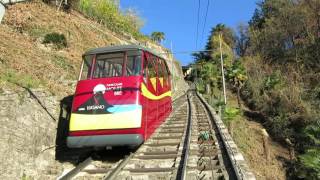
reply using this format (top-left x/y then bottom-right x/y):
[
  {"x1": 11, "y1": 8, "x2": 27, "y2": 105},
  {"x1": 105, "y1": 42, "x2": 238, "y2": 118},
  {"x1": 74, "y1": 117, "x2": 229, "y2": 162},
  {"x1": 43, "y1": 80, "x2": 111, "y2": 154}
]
[
  {"x1": 195, "y1": 0, "x2": 201, "y2": 49},
  {"x1": 201, "y1": 0, "x2": 210, "y2": 45}
]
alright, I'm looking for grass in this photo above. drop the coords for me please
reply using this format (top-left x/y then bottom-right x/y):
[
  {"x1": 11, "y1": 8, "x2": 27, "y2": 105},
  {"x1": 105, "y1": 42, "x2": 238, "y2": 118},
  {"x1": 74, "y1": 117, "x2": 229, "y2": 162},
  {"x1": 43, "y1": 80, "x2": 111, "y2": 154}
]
[
  {"x1": 51, "y1": 55, "x2": 73, "y2": 71},
  {"x1": 26, "y1": 26, "x2": 50, "y2": 38},
  {"x1": 0, "y1": 69, "x2": 42, "y2": 89}
]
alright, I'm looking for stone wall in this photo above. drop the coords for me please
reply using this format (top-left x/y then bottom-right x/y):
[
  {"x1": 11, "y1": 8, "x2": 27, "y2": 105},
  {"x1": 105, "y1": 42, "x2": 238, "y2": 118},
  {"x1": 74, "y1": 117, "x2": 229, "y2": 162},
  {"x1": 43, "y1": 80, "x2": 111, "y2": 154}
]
[{"x1": 0, "y1": 87, "x2": 62, "y2": 179}]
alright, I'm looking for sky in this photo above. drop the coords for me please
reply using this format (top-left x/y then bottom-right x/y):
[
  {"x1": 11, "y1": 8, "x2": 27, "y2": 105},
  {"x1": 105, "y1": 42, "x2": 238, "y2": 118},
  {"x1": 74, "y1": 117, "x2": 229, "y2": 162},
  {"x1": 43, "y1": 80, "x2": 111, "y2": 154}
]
[{"x1": 120, "y1": 0, "x2": 257, "y2": 66}]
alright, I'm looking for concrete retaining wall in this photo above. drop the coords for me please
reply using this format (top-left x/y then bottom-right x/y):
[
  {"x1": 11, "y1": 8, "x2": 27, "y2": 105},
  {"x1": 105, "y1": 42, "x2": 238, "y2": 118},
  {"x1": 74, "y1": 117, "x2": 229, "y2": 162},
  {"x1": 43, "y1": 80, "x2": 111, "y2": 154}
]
[
  {"x1": 0, "y1": 0, "x2": 29, "y2": 23},
  {"x1": 0, "y1": 3, "x2": 4, "y2": 23},
  {"x1": 1, "y1": 0, "x2": 28, "y2": 4}
]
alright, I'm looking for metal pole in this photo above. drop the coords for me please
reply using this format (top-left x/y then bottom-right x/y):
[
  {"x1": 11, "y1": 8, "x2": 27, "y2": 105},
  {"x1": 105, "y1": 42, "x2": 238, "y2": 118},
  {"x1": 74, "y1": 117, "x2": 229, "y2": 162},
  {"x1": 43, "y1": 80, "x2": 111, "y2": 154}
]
[{"x1": 219, "y1": 34, "x2": 227, "y2": 105}]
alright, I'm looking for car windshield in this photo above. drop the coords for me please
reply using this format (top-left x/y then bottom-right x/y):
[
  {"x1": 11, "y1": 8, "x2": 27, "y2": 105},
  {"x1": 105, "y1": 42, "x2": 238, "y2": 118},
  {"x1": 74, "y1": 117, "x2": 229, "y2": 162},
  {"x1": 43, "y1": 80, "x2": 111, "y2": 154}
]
[
  {"x1": 80, "y1": 50, "x2": 142, "y2": 80},
  {"x1": 93, "y1": 52, "x2": 124, "y2": 78}
]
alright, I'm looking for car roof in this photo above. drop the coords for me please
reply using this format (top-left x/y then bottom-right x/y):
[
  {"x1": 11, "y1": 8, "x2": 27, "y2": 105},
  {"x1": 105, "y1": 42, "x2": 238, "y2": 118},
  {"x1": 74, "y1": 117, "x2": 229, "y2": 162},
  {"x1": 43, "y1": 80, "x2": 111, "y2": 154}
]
[{"x1": 83, "y1": 44, "x2": 164, "y2": 58}]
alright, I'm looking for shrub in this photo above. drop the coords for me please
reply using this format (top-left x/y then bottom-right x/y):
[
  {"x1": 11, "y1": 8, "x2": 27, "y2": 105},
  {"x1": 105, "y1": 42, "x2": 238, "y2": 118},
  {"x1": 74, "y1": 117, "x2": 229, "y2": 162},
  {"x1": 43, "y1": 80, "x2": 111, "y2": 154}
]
[
  {"x1": 297, "y1": 148, "x2": 320, "y2": 179},
  {"x1": 224, "y1": 107, "x2": 240, "y2": 122},
  {"x1": 263, "y1": 71, "x2": 281, "y2": 91},
  {"x1": 77, "y1": 0, "x2": 146, "y2": 40},
  {"x1": 42, "y1": 33, "x2": 67, "y2": 48}
]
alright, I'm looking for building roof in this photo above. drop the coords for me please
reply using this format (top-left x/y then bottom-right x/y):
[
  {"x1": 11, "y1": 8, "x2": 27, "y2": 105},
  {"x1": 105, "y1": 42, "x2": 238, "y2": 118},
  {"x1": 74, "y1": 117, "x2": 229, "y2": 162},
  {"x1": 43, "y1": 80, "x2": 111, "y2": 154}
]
[{"x1": 84, "y1": 44, "x2": 163, "y2": 58}]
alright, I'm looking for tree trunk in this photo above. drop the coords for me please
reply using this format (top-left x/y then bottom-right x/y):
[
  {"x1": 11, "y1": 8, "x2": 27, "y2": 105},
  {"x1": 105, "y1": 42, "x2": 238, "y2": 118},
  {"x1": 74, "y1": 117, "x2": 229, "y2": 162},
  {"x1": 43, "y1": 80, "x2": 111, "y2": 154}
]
[{"x1": 205, "y1": 83, "x2": 211, "y2": 95}]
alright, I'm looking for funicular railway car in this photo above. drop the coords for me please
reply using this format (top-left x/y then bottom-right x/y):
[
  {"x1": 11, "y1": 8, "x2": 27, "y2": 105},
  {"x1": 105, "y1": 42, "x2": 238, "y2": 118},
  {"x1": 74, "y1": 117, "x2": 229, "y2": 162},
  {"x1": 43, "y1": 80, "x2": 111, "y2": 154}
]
[{"x1": 67, "y1": 45, "x2": 172, "y2": 148}]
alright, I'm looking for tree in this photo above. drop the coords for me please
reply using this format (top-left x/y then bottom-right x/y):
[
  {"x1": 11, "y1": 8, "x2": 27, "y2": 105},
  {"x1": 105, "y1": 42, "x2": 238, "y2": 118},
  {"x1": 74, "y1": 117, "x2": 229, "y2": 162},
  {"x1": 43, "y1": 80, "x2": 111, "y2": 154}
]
[
  {"x1": 192, "y1": 23, "x2": 236, "y2": 62},
  {"x1": 245, "y1": 0, "x2": 320, "y2": 178},
  {"x1": 236, "y1": 23, "x2": 249, "y2": 57},
  {"x1": 210, "y1": 23, "x2": 236, "y2": 49},
  {"x1": 191, "y1": 51, "x2": 208, "y2": 63},
  {"x1": 226, "y1": 60, "x2": 247, "y2": 109},
  {"x1": 248, "y1": 0, "x2": 320, "y2": 70},
  {"x1": 150, "y1": 32, "x2": 165, "y2": 43}
]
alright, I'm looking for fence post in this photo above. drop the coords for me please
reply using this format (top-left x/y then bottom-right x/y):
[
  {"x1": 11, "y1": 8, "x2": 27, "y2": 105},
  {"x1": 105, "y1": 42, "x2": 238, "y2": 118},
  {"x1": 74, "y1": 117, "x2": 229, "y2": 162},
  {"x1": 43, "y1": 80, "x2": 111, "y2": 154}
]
[{"x1": 261, "y1": 129, "x2": 270, "y2": 162}]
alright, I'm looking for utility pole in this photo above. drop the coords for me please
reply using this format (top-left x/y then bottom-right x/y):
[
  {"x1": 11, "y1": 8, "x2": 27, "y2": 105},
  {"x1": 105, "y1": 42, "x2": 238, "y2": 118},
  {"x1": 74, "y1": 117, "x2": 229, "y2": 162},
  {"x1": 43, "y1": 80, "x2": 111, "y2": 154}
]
[{"x1": 219, "y1": 34, "x2": 227, "y2": 105}]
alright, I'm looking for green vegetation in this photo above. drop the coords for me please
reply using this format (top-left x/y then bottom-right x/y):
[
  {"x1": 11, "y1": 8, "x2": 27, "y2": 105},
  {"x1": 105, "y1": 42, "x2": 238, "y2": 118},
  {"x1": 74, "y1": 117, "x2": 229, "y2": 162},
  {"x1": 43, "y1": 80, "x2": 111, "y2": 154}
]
[
  {"x1": 297, "y1": 147, "x2": 320, "y2": 179},
  {"x1": 192, "y1": 23, "x2": 240, "y2": 104},
  {"x1": 244, "y1": 1, "x2": 320, "y2": 178},
  {"x1": 0, "y1": 69, "x2": 42, "y2": 89},
  {"x1": 77, "y1": 0, "x2": 146, "y2": 40},
  {"x1": 150, "y1": 31, "x2": 165, "y2": 43},
  {"x1": 27, "y1": 26, "x2": 50, "y2": 38},
  {"x1": 42, "y1": 32, "x2": 67, "y2": 49},
  {"x1": 52, "y1": 55, "x2": 73, "y2": 71},
  {"x1": 191, "y1": 0, "x2": 320, "y2": 178}
]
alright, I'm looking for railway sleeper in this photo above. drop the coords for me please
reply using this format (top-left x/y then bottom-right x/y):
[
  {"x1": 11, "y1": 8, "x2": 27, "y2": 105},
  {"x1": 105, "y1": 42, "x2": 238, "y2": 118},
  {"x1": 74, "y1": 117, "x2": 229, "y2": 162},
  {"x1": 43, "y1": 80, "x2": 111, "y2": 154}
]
[
  {"x1": 116, "y1": 172, "x2": 173, "y2": 180},
  {"x1": 186, "y1": 164, "x2": 223, "y2": 172},
  {"x1": 159, "y1": 129, "x2": 185, "y2": 133},
  {"x1": 165, "y1": 120, "x2": 186, "y2": 124},
  {"x1": 124, "y1": 167, "x2": 176, "y2": 173},
  {"x1": 152, "y1": 135, "x2": 183, "y2": 140},
  {"x1": 133, "y1": 154, "x2": 178, "y2": 159},
  {"x1": 142, "y1": 150, "x2": 178, "y2": 155},
  {"x1": 161, "y1": 125, "x2": 185, "y2": 129},
  {"x1": 142, "y1": 142, "x2": 180, "y2": 147},
  {"x1": 189, "y1": 151, "x2": 218, "y2": 157},
  {"x1": 124, "y1": 159, "x2": 175, "y2": 169},
  {"x1": 146, "y1": 139, "x2": 181, "y2": 144}
]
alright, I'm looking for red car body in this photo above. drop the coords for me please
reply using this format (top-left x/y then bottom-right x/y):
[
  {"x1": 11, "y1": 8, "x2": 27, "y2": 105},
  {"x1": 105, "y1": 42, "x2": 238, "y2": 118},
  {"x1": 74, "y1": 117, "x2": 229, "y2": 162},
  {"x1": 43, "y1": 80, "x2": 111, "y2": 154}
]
[{"x1": 67, "y1": 45, "x2": 172, "y2": 148}]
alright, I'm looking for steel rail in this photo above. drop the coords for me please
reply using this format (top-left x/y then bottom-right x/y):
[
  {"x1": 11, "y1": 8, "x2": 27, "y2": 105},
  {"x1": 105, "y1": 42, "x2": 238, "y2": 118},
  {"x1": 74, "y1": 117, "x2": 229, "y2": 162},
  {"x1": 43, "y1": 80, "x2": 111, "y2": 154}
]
[
  {"x1": 56, "y1": 92, "x2": 188, "y2": 180},
  {"x1": 103, "y1": 153, "x2": 134, "y2": 180},
  {"x1": 58, "y1": 157, "x2": 93, "y2": 180},
  {"x1": 194, "y1": 93, "x2": 222, "y2": 179},
  {"x1": 196, "y1": 91, "x2": 249, "y2": 179},
  {"x1": 103, "y1": 96, "x2": 188, "y2": 179},
  {"x1": 176, "y1": 92, "x2": 192, "y2": 180}
]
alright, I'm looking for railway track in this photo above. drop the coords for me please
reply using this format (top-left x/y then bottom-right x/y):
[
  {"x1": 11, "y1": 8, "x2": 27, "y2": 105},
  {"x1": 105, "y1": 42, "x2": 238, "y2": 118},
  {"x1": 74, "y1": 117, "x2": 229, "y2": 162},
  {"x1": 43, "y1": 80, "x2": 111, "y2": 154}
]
[{"x1": 59, "y1": 90, "x2": 254, "y2": 180}]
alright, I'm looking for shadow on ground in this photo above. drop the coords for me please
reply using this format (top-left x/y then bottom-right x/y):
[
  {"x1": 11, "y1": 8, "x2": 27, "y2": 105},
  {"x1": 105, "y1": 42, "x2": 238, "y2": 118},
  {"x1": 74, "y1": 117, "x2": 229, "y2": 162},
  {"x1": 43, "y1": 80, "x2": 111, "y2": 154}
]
[{"x1": 55, "y1": 95, "x2": 133, "y2": 164}]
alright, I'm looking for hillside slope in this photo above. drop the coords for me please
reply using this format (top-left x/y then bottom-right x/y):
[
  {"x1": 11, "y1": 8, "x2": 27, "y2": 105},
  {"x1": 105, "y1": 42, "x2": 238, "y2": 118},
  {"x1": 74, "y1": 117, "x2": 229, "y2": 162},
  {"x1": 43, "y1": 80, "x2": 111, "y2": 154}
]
[
  {"x1": 0, "y1": 1, "x2": 187, "y2": 179},
  {"x1": 0, "y1": 1, "x2": 186, "y2": 96}
]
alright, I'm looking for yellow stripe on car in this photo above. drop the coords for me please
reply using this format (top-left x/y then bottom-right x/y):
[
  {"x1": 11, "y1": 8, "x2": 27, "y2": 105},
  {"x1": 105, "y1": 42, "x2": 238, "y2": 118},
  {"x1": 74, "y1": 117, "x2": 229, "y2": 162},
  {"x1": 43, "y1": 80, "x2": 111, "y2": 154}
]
[
  {"x1": 150, "y1": 77, "x2": 157, "y2": 91},
  {"x1": 159, "y1": 77, "x2": 164, "y2": 87},
  {"x1": 69, "y1": 109, "x2": 142, "y2": 131},
  {"x1": 141, "y1": 83, "x2": 171, "y2": 100}
]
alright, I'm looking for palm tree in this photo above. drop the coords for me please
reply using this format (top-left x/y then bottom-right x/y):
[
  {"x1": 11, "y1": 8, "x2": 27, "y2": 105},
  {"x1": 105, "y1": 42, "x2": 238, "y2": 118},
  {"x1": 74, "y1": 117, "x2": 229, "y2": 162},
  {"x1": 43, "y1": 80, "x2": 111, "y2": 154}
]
[{"x1": 150, "y1": 32, "x2": 165, "y2": 43}]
